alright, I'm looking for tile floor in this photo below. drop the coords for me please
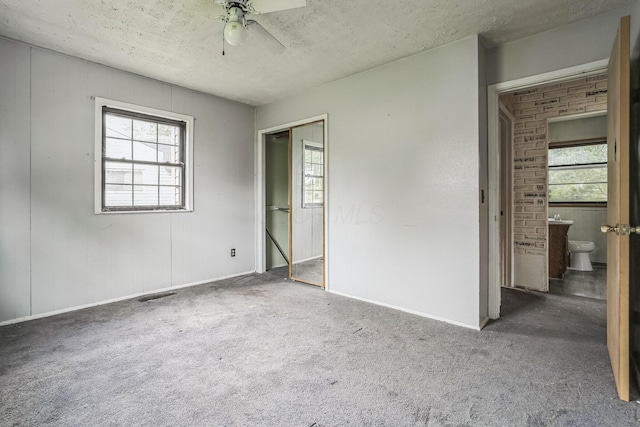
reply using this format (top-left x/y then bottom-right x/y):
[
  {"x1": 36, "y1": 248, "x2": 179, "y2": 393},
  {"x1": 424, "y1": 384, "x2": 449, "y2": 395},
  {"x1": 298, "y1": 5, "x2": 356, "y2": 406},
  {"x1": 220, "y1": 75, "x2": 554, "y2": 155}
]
[{"x1": 549, "y1": 264, "x2": 607, "y2": 300}]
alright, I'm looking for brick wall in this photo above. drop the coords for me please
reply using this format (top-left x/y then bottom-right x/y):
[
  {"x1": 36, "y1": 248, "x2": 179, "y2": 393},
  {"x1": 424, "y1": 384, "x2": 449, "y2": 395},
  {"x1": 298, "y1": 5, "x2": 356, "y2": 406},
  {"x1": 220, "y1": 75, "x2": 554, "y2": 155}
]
[{"x1": 500, "y1": 74, "x2": 607, "y2": 287}]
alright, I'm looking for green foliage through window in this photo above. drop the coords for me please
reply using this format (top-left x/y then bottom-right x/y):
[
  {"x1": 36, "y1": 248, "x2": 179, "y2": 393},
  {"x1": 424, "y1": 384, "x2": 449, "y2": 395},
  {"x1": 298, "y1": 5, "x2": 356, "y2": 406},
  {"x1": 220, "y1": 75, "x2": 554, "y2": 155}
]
[{"x1": 548, "y1": 143, "x2": 607, "y2": 203}]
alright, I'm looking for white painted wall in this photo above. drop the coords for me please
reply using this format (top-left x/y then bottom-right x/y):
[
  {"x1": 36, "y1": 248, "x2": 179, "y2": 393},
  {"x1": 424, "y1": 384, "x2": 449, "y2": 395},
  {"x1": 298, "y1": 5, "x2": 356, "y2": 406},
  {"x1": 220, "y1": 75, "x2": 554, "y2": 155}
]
[
  {"x1": 478, "y1": 37, "x2": 489, "y2": 321},
  {"x1": 0, "y1": 38, "x2": 256, "y2": 323},
  {"x1": 257, "y1": 36, "x2": 484, "y2": 328},
  {"x1": 487, "y1": 6, "x2": 631, "y2": 85},
  {"x1": 0, "y1": 40, "x2": 31, "y2": 321}
]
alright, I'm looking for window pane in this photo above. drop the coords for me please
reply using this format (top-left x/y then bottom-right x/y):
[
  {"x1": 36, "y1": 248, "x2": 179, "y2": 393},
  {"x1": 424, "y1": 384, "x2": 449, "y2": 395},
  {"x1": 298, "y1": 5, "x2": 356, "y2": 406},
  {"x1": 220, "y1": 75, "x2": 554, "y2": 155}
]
[
  {"x1": 312, "y1": 164, "x2": 323, "y2": 176},
  {"x1": 549, "y1": 166, "x2": 607, "y2": 185},
  {"x1": 105, "y1": 162, "x2": 133, "y2": 185},
  {"x1": 101, "y1": 105, "x2": 188, "y2": 212},
  {"x1": 313, "y1": 178, "x2": 323, "y2": 191},
  {"x1": 158, "y1": 124, "x2": 181, "y2": 145},
  {"x1": 160, "y1": 165, "x2": 182, "y2": 186},
  {"x1": 313, "y1": 191, "x2": 323, "y2": 204},
  {"x1": 105, "y1": 138, "x2": 132, "y2": 160},
  {"x1": 305, "y1": 191, "x2": 313, "y2": 204},
  {"x1": 105, "y1": 184, "x2": 132, "y2": 206},
  {"x1": 312, "y1": 150, "x2": 322, "y2": 164},
  {"x1": 133, "y1": 141, "x2": 157, "y2": 162},
  {"x1": 549, "y1": 183, "x2": 607, "y2": 202},
  {"x1": 305, "y1": 163, "x2": 313, "y2": 175},
  {"x1": 304, "y1": 150, "x2": 312, "y2": 162},
  {"x1": 133, "y1": 164, "x2": 159, "y2": 185},
  {"x1": 133, "y1": 120, "x2": 157, "y2": 143},
  {"x1": 158, "y1": 143, "x2": 180, "y2": 164},
  {"x1": 133, "y1": 186, "x2": 159, "y2": 206},
  {"x1": 548, "y1": 144, "x2": 607, "y2": 166},
  {"x1": 160, "y1": 186, "x2": 181, "y2": 205},
  {"x1": 105, "y1": 115, "x2": 132, "y2": 139}
]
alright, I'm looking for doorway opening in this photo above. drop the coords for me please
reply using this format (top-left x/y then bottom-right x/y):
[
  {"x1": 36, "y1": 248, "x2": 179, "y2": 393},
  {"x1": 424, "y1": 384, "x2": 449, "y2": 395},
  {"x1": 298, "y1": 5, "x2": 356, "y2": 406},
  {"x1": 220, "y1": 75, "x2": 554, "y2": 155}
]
[
  {"x1": 546, "y1": 113, "x2": 608, "y2": 300},
  {"x1": 487, "y1": 60, "x2": 608, "y2": 318},
  {"x1": 264, "y1": 130, "x2": 290, "y2": 272}
]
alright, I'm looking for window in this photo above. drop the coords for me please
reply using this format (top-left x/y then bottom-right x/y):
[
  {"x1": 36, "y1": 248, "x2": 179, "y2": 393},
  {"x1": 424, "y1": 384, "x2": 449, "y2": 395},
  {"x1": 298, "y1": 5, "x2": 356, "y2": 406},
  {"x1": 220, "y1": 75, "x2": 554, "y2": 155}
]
[
  {"x1": 302, "y1": 141, "x2": 323, "y2": 208},
  {"x1": 94, "y1": 98, "x2": 193, "y2": 213},
  {"x1": 548, "y1": 141, "x2": 607, "y2": 204}
]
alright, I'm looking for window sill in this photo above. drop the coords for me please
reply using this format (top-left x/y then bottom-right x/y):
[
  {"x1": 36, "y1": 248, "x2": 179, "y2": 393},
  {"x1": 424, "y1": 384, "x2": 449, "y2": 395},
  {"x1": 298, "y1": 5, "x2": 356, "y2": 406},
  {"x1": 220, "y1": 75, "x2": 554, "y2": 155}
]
[
  {"x1": 95, "y1": 208, "x2": 193, "y2": 215},
  {"x1": 549, "y1": 202, "x2": 607, "y2": 208}
]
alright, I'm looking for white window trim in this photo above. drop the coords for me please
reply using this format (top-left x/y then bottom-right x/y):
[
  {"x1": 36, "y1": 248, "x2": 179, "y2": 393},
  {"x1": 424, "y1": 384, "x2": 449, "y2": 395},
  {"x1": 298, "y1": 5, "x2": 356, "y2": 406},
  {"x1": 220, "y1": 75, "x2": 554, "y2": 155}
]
[{"x1": 94, "y1": 97, "x2": 194, "y2": 214}]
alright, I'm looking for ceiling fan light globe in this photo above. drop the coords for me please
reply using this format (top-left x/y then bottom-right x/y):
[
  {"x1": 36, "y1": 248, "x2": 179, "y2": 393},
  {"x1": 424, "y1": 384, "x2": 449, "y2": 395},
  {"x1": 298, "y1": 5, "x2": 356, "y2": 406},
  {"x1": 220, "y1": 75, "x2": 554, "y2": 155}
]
[{"x1": 224, "y1": 21, "x2": 248, "y2": 46}]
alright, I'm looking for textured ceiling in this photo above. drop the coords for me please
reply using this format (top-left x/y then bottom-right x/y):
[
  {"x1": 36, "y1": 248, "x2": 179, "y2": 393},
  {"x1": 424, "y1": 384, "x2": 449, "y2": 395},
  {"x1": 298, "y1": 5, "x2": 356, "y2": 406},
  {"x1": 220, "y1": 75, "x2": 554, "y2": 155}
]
[{"x1": 0, "y1": 0, "x2": 632, "y2": 105}]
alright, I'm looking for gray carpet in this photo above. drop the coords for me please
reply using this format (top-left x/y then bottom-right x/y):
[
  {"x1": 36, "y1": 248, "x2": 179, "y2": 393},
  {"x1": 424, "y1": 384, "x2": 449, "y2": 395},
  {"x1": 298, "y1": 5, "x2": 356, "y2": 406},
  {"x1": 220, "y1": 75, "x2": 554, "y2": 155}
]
[{"x1": 0, "y1": 271, "x2": 637, "y2": 426}]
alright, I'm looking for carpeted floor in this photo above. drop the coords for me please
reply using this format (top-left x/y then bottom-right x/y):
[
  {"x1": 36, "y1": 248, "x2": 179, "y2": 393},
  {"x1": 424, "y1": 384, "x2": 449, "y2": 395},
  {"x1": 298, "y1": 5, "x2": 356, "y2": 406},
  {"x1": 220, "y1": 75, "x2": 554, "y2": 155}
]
[{"x1": 0, "y1": 271, "x2": 638, "y2": 426}]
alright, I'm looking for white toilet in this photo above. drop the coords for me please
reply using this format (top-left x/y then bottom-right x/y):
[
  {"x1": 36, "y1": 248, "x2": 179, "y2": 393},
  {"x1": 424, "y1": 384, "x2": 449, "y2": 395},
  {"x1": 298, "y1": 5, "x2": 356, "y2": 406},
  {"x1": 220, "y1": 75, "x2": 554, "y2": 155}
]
[{"x1": 568, "y1": 240, "x2": 595, "y2": 271}]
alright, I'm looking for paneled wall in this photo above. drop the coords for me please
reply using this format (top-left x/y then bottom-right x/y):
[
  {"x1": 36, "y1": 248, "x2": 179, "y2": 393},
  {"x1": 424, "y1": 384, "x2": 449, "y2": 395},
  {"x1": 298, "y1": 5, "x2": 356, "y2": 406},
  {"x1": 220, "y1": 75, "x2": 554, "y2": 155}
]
[
  {"x1": 0, "y1": 38, "x2": 256, "y2": 323},
  {"x1": 500, "y1": 74, "x2": 607, "y2": 290}
]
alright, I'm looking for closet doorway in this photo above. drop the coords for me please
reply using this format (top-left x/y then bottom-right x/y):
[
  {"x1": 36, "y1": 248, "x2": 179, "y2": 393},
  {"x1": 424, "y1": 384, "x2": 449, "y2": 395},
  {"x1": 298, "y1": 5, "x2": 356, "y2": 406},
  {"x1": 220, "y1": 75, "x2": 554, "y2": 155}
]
[{"x1": 258, "y1": 115, "x2": 327, "y2": 288}]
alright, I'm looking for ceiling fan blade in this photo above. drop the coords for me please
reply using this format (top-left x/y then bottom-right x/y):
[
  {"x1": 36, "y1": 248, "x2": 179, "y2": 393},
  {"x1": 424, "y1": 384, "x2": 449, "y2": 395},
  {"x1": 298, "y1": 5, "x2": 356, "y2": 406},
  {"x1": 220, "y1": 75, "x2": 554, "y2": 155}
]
[
  {"x1": 192, "y1": 24, "x2": 218, "y2": 41},
  {"x1": 247, "y1": 20, "x2": 285, "y2": 54},
  {"x1": 191, "y1": 3, "x2": 226, "y2": 41},
  {"x1": 249, "y1": 0, "x2": 306, "y2": 14}
]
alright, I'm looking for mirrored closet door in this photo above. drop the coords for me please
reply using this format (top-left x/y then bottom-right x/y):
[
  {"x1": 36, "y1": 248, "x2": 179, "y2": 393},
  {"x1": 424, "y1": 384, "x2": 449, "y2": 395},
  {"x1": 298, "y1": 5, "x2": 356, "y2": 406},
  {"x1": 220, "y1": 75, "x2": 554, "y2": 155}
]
[{"x1": 290, "y1": 121, "x2": 325, "y2": 287}]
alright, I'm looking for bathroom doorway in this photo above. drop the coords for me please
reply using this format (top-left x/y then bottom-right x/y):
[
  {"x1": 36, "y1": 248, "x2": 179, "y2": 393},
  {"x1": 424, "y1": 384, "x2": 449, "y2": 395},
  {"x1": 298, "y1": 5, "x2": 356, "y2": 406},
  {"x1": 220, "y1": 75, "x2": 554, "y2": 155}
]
[
  {"x1": 494, "y1": 72, "x2": 609, "y2": 296},
  {"x1": 488, "y1": 15, "x2": 636, "y2": 402},
  {"x1": 487, "y1": 60, "x2": 609, "y2": 318},
  {"x1": 547, "y1": 113, "x2": 608, "y2": 300}
]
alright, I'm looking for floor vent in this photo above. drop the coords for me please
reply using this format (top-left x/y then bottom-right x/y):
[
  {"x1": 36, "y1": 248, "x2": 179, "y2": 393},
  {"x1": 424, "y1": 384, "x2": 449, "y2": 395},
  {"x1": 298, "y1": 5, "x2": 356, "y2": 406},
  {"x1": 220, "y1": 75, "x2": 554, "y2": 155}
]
[{"x1": 138, "y1": 291, "x2": 176, "y2": 302}]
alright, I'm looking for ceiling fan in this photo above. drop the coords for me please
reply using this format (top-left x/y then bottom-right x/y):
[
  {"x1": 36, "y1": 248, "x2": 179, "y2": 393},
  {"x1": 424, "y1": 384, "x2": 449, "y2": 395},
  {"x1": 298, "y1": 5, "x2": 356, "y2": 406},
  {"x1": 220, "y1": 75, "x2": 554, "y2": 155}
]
[{"x1": 208, "y1": 0, "x2": 307, "y2": 54}]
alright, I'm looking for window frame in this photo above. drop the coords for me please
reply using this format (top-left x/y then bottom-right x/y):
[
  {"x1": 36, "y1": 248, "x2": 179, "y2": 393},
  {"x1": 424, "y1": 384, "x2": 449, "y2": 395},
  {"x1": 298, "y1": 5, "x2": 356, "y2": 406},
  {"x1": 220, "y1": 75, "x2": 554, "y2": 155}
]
[
  {"x1": 302, "y1": 140, "x2": 324, "y2": 208},
  {"x1": 94, "y1": 97, "x2": 194, "y2": 214},
  {"x1": 547, "y1": 138, "x2": 607, "y2": 207}
]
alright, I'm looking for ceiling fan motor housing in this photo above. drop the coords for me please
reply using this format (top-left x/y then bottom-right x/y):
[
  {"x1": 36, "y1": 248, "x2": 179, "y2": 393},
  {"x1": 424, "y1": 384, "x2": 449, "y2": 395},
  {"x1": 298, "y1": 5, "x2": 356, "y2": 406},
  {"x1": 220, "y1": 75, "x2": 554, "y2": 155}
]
[{"x1": 224, "y1": 6, "x2": 248, "y2": 46}]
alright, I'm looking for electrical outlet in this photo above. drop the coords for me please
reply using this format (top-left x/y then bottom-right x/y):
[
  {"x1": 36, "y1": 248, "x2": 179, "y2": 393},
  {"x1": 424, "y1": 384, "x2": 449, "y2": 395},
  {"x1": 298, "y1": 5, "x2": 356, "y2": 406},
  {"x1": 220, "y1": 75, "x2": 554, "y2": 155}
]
[{"x1": 231, "y1": 248, "x2": 236, "y2": 257}]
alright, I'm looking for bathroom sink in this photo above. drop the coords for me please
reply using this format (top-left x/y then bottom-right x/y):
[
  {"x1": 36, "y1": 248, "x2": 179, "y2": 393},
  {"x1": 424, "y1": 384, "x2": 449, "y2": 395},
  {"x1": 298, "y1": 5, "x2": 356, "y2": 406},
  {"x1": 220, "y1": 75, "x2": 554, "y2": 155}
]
[{"x1": 548, "y1": 218, "x2": 574, "y2": 225}]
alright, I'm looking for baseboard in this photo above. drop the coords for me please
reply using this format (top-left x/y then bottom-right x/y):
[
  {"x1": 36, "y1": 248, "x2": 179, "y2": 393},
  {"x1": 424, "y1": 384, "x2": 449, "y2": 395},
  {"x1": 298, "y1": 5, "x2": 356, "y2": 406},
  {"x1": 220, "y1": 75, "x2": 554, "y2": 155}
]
[
  {"x1": 0, "y1": 270, "x2": 255, "y2": 327},
  {"x1": 327, "y1": 290, "x2": 481, "y2": 330},
  {"x1": 268, "y1": 262, "x2": 288, "y2": 269}
]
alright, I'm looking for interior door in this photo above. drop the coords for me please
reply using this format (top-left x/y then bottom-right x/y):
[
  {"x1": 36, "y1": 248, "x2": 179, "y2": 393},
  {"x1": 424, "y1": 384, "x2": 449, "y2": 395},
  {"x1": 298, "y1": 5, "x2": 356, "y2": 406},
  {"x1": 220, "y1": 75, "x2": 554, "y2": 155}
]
[{"x1": 605, "y1": 15, "x2": 631, "y2": 402}]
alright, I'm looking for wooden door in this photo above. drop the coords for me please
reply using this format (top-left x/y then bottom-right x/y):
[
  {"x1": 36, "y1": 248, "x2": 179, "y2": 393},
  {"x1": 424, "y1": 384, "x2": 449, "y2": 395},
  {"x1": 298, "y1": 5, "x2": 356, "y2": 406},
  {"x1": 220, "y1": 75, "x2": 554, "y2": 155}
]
[{"x1": 606, "y1": 15, "x2": 631, "y2": 402}]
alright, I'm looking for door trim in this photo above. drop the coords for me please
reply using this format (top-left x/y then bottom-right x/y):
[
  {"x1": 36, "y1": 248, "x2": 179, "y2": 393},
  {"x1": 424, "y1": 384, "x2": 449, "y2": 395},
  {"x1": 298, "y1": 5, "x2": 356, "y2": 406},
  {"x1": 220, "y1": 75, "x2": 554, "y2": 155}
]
[
  {"x1": 256, "y1": 114, "x2": 329, "y2": 289},
  {"x1": 498, "y1": 104, "x2": 514, "y2": 289},
  {"x1": 487, "y1": 60, "x2": 608, "y2": 319}
]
